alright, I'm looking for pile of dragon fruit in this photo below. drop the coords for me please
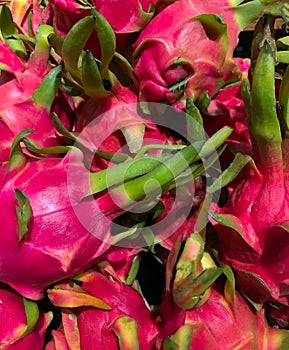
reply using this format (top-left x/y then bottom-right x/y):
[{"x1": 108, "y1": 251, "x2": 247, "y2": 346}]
[{"x1": 2, "y1": 0, "x2": 289, "y2": 348}]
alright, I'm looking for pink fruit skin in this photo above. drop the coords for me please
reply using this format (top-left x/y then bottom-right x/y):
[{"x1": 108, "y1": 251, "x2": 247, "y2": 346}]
[
  {"x1": 0, "y1": 41, "x2": 72, "y2": 162},
  {"x1": 45, "y1": 0, "x2": 155, "y2": 34},
  {"x1": 0, "y1": 283, "x2": 51, "y2": 349},
  {"x1": 212, "y1": 160, "x2": 289, "y2": 305},
  {"x1": 44, "y1": 0, "x2": 156, "y2": 56},
  {"x1": 211, "y1": 132, "x2": 289, "y2": 307},
  {"x1": 133, "y1": 0, "x2": 240, "y2": 109},
  {"x1": 158, "y1": 283, "x2": 285, "y2": 350},
  {"x1": 0, "y1": 95, "x2": 72, "y2": 162},
  {"x1": 0, "y1": 151, "x2": 123, "y2": 299},
  {"x1": 47, "y1": 269, "x2": 159, "y2": 349}
]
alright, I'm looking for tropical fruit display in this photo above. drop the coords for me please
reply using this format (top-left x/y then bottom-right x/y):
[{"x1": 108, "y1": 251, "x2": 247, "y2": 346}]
[{"x1": 1, "y1": 0, "x2": 289, "y2": 348}]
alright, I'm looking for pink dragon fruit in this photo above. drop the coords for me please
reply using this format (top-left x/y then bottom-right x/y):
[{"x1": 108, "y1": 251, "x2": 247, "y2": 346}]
[
  {"x1": 45, "y1": 0, "x2": 156, "y2": 34},
  {"x1": 158, "y1": 286, "x2": 289, "y2": 349},
  {"x1": 156, "y1": 233, "x2": 289, "y2": 349},
  {"x1": 44, "y1": 0, "x2": 156, "y2": 55},
  {"x1": 133, "y1": 0, "x2": 266, "y2": 109},
  {"x1": 46, "y1": 268, "x2": 159, "y2": 349},
  {"x1": 0, "y1": 282, "x2": 52, "y2": 349},
  {"x1": 210, "y1": 41, "x2": 289, "y2": 312},
  {"x1": 0, "y1": 145, "x2": 111, "y2": 299},
  {"x1": 0, "y1": 25, "x2": 72, "y2": 162}
]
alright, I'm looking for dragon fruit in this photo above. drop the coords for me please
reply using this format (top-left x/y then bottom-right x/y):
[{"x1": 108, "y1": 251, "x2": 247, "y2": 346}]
[
  {"x1": 0, "y1": 145, "x2": 111, "y2": 299},
  {"x1": 0, "y1": 25, "x2": 71, "y2": 162},
  {"x1": 45, "y1": 0, "x2": 156, "y2": 34},
  {"x1": 44, "y1": 0, "x2": 156, "y2": 56},
  {"x1": 133, "y1": 0, "x2": 267, "y2": 109},
  {"x1": 210, "y1": 39, "x2": 289, "y2": 312},
  {"x1": 158, "y1": 285, "x2": 289, "y2": 349},
  {"x1": 0, "y1": 282, "x2": 52, "y2": 349},
  {"x1": 157, "y1": 233, "x2": 289, "y2": 349},
  {"x1": 46, "y1": 268, "x2": 159, "y2": 349}
]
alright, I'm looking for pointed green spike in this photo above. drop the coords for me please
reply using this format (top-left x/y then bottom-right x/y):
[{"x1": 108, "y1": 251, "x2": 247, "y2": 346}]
[
  {"x1": 207, "y1": 153, "x2": 252, "y2": 193},
  {"x1": 209, "y1": 211, "x2": 252, "y2": 247},
  {"x1": 62, "y1": 15, "x2": 95, "y2": 80},
  {"x1": 112, "y1": 316, "x2": 140, "y2": 350},
  {"x1": 125, "y1": 256, "x2": 140, "y2": 285},
  {"x1": 6, "y1": 129, "x2": 34, "y2": 175},
  {"x1": 249, "y1": 42, "x2": 282, "y2": 171},
  {"x1": 15, "y1": 189, "x2": 32, "y2": 242},
  {"x1": 223, "y1": 265, "x2": 236, "y2": 307},
  {"x1": 175, "y1": 233, "x2": 205, "y2": 283},
  {"x1": 91, "y1": 8, "x2": 116, "y2": 78},
  {"x1": 32, "y1": 65, "x2": 62, "y2": 110},
  {"x1": 21, "y1": 298, "x2": 39, "y2": 338},
  {"x1": 30, "y1": 24, "x2": 55, "y2": 70},
  {"x1": 173, "y1": 266, "x2": 224, "y2": 310},
  {"x1": 48, "y1": 33, "x2": 64, "y2": 57},
  {"x1": 194, "y1": 14, "x2": 228, "y2": 51},
  {"x1": 81, "y1": 50, "x2": 111, "y2": 98},
  {"x1": 0, "y1": 5, "x2": 27, "y2": 59},
  {"x1": 52, "y1": 113, "x2": 77, "y2": 141},
  {"x1": 34, "y1": 24, "x2": 55, "y2": 52},
  {"x1": 164, "y1": 325, "x2": 194, "y2": 350},
  {"x1": 112, "y1": 52, "x2": 139, "y2": 88},
  {"x1": 197, "y1": 126, "x2": 233, "y2": 159},
  {"x1": 0, "y1": 5, "x2": 17, "y2": 37},
  {"x1": 186, "y1": 97, "x2": 205, "y2": 143},
  {"x1": 138, "y1": 2, "x2": 155, "y2": 30},
  {"x1": 22, "y1": 137, "x2": 72, "y2": 155},
  {"x1": 279, "y1": 66, "x2": 289, "y2": 130},
  {"x1": 232, "y1": 0, "x2": 264, "y2": 30}
]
